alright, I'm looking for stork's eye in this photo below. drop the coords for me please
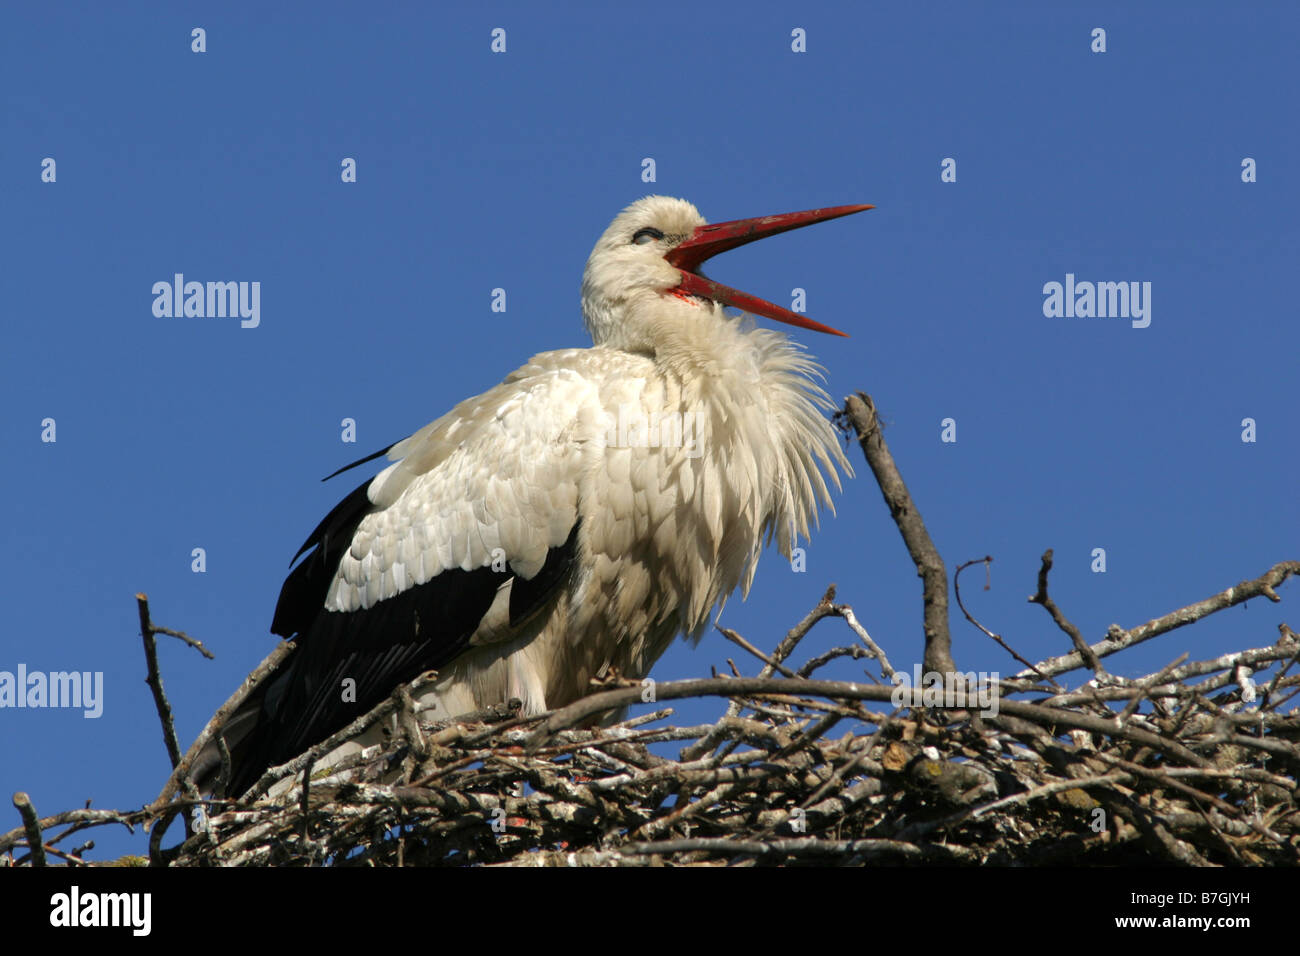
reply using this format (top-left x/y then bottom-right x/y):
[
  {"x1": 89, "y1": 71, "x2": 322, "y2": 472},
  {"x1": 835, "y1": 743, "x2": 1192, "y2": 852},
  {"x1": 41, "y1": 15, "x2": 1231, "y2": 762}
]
[{"x1": 632, "y1": 227, "x2": 664, "y2": 245}]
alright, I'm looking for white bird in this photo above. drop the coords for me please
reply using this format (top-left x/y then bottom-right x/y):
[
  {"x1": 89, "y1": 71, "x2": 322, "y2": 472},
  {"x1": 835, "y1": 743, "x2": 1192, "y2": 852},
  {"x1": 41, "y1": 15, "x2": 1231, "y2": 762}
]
[{"x1": 200, "y1": 196, "x2": 871, "y2": 796}]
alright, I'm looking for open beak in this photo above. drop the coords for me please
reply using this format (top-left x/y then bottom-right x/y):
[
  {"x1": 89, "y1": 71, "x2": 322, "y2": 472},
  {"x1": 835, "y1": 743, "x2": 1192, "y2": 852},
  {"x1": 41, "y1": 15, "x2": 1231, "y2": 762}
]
[{"x1": 664, "y1": 203, "x2": 873, "y2": 337}]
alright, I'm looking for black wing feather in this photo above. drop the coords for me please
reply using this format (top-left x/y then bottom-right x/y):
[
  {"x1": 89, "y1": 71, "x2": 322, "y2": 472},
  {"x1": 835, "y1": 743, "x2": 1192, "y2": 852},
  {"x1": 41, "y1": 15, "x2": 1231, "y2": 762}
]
[
  {"x1": 229, "y1": 518, "x2": 581, "y2": 795},
  {"x1": 319, "y1": 442, "x2": 397, "y2": 483},
  {"x1": 270, "y1": 476, "x2": 376, "y2": 638}
]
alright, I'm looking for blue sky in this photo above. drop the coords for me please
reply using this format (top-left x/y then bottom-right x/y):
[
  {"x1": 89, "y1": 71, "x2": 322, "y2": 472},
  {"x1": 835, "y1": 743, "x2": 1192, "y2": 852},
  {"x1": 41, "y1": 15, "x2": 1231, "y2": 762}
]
[{"x1": 2, "y1": 1, "x2": 1296, "y2": 862}]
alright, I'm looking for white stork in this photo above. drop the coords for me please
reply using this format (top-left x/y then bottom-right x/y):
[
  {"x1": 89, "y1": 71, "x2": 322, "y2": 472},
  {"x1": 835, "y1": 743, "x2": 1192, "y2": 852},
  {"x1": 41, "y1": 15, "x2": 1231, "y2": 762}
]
[{"x1": 199, "y1": 196, "x2": 871, "y2": 796}]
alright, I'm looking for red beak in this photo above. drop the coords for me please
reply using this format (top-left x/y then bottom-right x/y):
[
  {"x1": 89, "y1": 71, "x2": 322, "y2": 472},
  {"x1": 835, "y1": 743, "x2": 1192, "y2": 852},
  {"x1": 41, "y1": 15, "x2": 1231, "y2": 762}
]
[{"x1": 664, "y1": 204, "x2": 873, "y2": 337}]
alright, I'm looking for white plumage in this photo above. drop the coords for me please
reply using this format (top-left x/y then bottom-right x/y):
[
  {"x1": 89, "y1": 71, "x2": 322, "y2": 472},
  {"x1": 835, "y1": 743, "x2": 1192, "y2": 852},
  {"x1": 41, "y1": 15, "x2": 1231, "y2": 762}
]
[{"x1": 199, "y1": 195, "x2": 870, "y2": 796}]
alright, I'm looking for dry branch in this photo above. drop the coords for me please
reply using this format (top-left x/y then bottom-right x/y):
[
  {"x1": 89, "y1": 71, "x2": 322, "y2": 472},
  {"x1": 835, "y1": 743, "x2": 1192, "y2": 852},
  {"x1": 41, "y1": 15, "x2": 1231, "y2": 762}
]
[{"x1": 836, "y1": 393, "x2": 954, "y2": 675}]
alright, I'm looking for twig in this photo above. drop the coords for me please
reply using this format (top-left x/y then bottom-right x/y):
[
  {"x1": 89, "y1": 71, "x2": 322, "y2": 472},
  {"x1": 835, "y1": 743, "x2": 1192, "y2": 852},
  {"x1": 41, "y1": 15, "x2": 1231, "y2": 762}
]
[
  {"x1": 1118, "y1": 653, "x2": 1189, "y2": 723},
  {"x1": 838, "y1": 393, "x2": 954, "y2": 674},
  {"x1": 1027, "y1": 550, "x2": 1105, "y2": 675},
  {"x1": 832, "y1": 605, "x2": 896, "y2": 680},
  {"x1": 619, "y1": 836, "x2": 979, "y2": 864},
  {"x1": 955, "y1": 555, "x2": 1059, "y2": 688},
  {"x1": 0, "y1": 808, "x2": 146, "y2": 856},
  {"x1": 796, "y1": 645, "x2": 871, "y2": 677},
  {"x1": 1010, "y1": 561, "x2": 1300, "y2": 683},
  {"x1": 11, "y1": 793, "x2": 46, "y2": 867},
  {"x1": 136, "y1": 594, "x2": 184, "y2": 770},
  {"x1": 723, "y1": 586, "x2": 839, "y2": 721},
  {"x1": 718, "y1": 626, "x2": 799, "y2": 678}
]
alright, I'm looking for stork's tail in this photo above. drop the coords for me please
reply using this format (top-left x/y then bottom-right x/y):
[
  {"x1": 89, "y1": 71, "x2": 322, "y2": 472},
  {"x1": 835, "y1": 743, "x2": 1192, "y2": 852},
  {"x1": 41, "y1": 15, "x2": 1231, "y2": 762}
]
[{"x1": 189, "y1": 684, "x2": 271, "y2": 798}]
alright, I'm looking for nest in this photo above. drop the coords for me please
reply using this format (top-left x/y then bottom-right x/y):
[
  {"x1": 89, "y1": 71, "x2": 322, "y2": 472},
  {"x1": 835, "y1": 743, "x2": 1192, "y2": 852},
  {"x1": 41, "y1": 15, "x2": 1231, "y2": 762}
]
[{"x1": 153, "y1": 579, "x2": 1299, "y2": 867}]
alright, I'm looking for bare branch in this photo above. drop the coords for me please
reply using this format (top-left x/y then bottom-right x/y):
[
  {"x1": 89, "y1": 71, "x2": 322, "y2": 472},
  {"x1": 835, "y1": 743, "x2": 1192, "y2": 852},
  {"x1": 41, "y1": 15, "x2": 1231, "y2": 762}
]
[
  {"x1": 1027, "y1": 550, "x2": 1106, "y2": 675},
  {"x1": 837, "y1": 393, "x2": 954, "y2": 674},
  {"x1": 11, "y1": 793, "x2": 46, "y2": 867},
  {"x1": 136, "y1": 594, "x2": 184, "y2": 770}
]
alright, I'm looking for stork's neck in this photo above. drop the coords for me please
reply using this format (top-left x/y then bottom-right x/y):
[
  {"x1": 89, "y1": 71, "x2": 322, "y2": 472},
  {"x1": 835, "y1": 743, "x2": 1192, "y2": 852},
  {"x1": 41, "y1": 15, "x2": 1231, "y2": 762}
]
[
  {"x1": 644, "y1": 306, "x2": 769, "y2": 388},
  {"x1": 586, "y1": 291, "x2": 758, "y2": 367}
]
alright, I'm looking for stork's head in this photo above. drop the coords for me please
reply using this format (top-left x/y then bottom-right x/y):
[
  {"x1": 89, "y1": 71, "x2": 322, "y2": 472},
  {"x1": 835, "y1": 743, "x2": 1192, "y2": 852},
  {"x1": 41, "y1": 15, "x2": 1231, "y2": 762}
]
[{"x1": 580, "y1": 195, "x2": 872, "y2": 352}]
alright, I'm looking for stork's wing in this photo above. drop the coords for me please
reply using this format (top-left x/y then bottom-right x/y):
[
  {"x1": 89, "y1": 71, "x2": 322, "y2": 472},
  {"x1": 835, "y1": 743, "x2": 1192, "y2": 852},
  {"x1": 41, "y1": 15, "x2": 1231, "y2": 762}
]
[{"x1": 226, "y1": 360, "x2": 598, "y2": 794}]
